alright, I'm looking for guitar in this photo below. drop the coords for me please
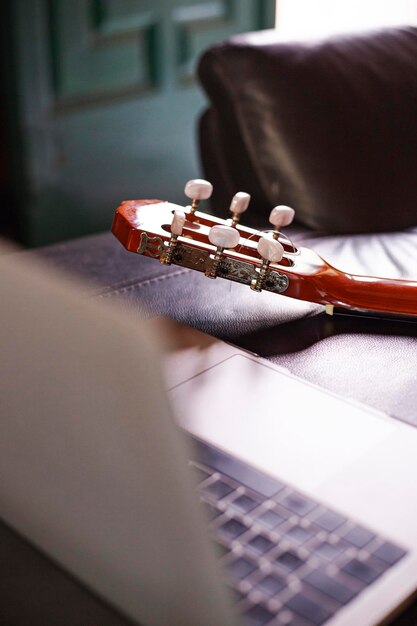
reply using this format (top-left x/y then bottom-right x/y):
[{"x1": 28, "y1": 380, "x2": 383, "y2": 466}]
[{"x1": 112, "y1": 180, "x2": 417, "y2": 320}]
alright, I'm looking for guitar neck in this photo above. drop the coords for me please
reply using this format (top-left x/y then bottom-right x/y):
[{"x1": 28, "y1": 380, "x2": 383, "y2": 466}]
[
  {"x1": 325, "y1": 270, "x2": 417, "y2": 317},
  {"x1": 247, "y1": 258, "x2": 417, "y2": 317}
]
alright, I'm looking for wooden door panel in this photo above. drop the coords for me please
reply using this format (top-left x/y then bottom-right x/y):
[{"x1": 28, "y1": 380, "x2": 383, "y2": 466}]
[
  {"x1": 174, "y1": 1, "x2": 244, "y2": 80},
  {"x1": 48, "y1": 0, "x2": 159, "y2": 105},
  {"x1": 12, "y1": 0, "x2": 275, "y2": 245}
]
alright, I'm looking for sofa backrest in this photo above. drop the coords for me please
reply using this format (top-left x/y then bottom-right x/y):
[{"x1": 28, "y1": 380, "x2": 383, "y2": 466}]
[{"x1": 198, "y1": 27, "x2": 417, "y2": 233}]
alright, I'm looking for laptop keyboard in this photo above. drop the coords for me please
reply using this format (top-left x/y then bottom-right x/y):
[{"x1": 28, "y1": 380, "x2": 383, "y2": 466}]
[{"x1": 190, "y1": 438, "x2": 407, "y2": 626}]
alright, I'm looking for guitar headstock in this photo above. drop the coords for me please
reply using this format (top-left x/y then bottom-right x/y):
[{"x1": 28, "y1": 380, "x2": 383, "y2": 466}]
[
  {"x1": 111, "y1": 179, "x2": 330, "y2": 298},
  {"x1": 112, "y1": 180, "x2": 417, "y2": 317}
]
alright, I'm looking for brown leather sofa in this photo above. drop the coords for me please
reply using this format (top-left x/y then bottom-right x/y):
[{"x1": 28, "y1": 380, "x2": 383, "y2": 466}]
[{"x1": 1, "y1": 26, "x2": 417, "y2": 626}]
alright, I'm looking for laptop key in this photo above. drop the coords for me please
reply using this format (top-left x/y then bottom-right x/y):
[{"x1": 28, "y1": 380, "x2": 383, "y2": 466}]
[
  {"x1": 279, "y1": 491, "x2": 317, "y2": 516},
  {"x1": 342, "y1": 558, "x2": 382, "y2": 584},
  {"x1": 256, "y1": 573, "x2": 286, "y2": 597},
  {"x1": 247, "y1": 534, "x2": 276, "y2": 556},
  {"x1": 257, "y1": 508, "x2": 287, "y2": 530},
  {"x1": 231, "y1": 494, "x2": 259, "y2": 514},
  {"x1": 243, "y1": 604, "x2": 275, "y2": 626},
  {"x1": 286, "y1": 524, "x2": 314, "y2": 545},
  {"x1": 285, "y1": 593, "x2": 333, "y2": 625},
  {"x1": 227, "y1": 556, "x2": 257, "y2": 580},
  {"x1": 343, "y1": 525, "x2": 375, "y2": 549},
  {"x1": 372, "y1": 541, "x2": 407, "y2": 566},
  {"x1": 314, "y1": 540, "x2": 346, "y2": 561},
  {"x1": 304, "y1": 569, "x2": 357, "y2": 605},
  {"x1": 314, "y1": 509, "x2": 346, "y2": 533},
  {"x1": 203, "y1": 479, "x2": 234, "y2": 501},
  {"x1": 275, "y1": 550, "x2": 305, "y2": 572},
  {"x1": 217, "y1": 518, "x2": 249, "y2": 541}
]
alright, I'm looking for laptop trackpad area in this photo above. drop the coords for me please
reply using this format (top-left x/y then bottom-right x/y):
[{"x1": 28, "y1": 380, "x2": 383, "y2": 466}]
[{"x1": 169, "y1": 354, "x2": 396, "y2": 493}]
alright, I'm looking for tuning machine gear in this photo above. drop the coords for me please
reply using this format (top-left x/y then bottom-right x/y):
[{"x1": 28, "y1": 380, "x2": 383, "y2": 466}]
[
  {"x1": 160, "y1": 210, "x2": 186, "y2": 265},
  {"x1": 251, "y1": 234, "x2": 284, "y2": 292}
]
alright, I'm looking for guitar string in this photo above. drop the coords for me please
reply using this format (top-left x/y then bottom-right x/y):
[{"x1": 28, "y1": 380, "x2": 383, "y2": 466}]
[{"x1": 236, "y1": 228, "x2": 297, "y2": 257}]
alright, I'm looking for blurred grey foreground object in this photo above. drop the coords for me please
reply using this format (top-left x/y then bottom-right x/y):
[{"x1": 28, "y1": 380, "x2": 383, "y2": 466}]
[{"x1": 0, "y1": 244, "x2": 235, "y2": 626}]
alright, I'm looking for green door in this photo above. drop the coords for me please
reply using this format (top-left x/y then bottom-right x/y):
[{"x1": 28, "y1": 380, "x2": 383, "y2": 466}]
[{"x1": 10, "y1": 0, "x2": 274, "y2": 246}]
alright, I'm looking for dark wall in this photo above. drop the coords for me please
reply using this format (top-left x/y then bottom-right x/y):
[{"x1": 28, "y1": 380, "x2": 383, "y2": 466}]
[{"x1": 0, "y1": 0, "x2": 25, "y2": 242}]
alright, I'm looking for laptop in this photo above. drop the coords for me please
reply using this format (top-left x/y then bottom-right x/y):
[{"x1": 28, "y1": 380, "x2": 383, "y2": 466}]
[{"x1": 1, "y1": 245, "x2": 417, "y2": 626}]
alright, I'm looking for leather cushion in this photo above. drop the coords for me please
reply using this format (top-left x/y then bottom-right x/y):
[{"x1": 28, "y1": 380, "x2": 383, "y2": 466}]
[
  {"x1": 198, "y1": 27, "x2": 417, "y2": 233},
  {"x1": 36, "y1": 228, "x2": 417, "y2": 427}
]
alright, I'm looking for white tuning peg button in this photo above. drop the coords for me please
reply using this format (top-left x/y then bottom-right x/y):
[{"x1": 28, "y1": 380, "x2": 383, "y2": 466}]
[
  {"x1": 184, "y1": 179, "x2": 213, "y2": 201},
  {"x1": 269, "y1": 205, "x2": 295, "y2": 229},
  {"x1": 257, "y1": 234, "x2": 284, "y2": 263},
  {"x1": 230, "y1": 192, "x2": 250, "y2": 215},
  {"x1": 208, "y1": 225, "x2": 240, "y2": 249},
  {"x1": 171, "y1": 210, "x2": 185, "y2": 236},
  {"x1": 206, "y1": 225, "x2": 240, "y2": 279}
]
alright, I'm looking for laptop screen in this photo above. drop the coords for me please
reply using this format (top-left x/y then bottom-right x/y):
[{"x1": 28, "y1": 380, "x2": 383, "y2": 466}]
[{"x1": 0, "y1": 246, "x2": 235, "y2": 626}]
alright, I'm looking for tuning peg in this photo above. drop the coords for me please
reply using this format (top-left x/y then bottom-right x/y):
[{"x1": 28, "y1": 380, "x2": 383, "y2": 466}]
[
  {"x1": 184, "y1": 179, "x2": 213, "y2": 214},
  {"x1": 171, "y1": 210, "x2": 186, "y2": 235},
  {"x1": 251, "y1": 234, "x2": 284, "y2": 292},
  {"x1": 229, "y1": 192, "x2": 250, "y2": 226},
  {"x1": 269, "y1": 205, "x2": 295, "y2": 239},
  {"x1": 208, "y1": 225, "x2": 240, "y2": 249},
  {"x1": 257, "y1": 234, "x2": 284, "y2": 263},
  {"x1": 160, "y1": 210, "x2": 186, "y2": 265},
  {"x1": 205, "y1": 225, "x2": 240, "y2": 279}
]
